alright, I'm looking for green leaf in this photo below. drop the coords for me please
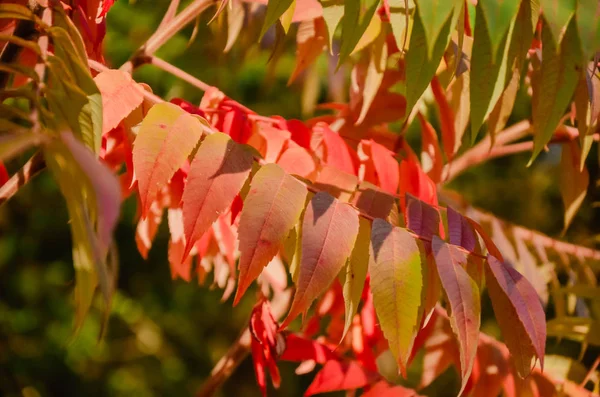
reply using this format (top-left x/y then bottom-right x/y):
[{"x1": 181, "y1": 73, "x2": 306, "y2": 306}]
[
  {"x1": 51, "y1": 5, "x2": 89, "y2": 64},
  {"x1": 415, "y1": 0, "x2": 460, "y2": 58},
  {"x1": 575, "y1": 0, "x2": 600, "y2": 62},
  {"x1": 0, "y1": 33, "x2": 41, "y2": 55},
  {"x1": 479, "y1": 0, "x2": 521, "y2": 59},
  {"x1": 46, "y1": 27, "x2": 103, "y2": 154},
  {"x1": 321, "y1": 0, "x2": 345, "y2": 51},
  {"x1": 432, "y1": 237, "x2": 480, "y2": 395},
  {"x1": 0, "y1": 131, "x2": 41, "y2": 162},
  {"x1": 369, "y1": 218, "x2": 424, "y2": 376},
  {"x1": 44, "y1": 132, "x2": 120, "y2": 333},
  {"x1": 405, "y1": 0, "x2": 459, "y2": 118},
  {"x1": 234, "y1": 163, "x2": 307, "y2": 305},
  {"x1": 547, "y1": 317, "x2": 600, "y2": 347},
  {"x1": 530, "y1": 20, "x2": 581, "y2": 162},
  {"x1": 340, "y1": 216, "x2": 371, "y2": 340},
  {"x1": 470, "y1": 0, "x2": 536, "y2": 141},
  {"x1": 338, "y1": 0, "x2": 380, "y2": 66},
  {"x1": 574, "y1": 63, "x2": 600, "y2": 165},
  {"x1": 541, "y1": 0, "x2": 576, "y2": 45},
  {"x1": 259, "y1": 0, "x2": 295, "y2": 40},
  {"x1": 0, "y1": 4, "x2": 39, "y2": 22}
]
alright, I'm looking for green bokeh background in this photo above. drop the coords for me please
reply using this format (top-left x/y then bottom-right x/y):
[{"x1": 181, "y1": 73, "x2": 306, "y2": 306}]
[{"x1": 1, "y1": 1, "x2": 599, "y2": 396}]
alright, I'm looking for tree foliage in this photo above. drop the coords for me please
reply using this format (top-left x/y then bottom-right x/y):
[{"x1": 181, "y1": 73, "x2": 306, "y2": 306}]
[{"x1": 1, "y1": 0, "x2": 600, "y2": 395}]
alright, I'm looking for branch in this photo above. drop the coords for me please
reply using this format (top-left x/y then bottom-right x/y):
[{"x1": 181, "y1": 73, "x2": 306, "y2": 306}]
[
  {"x1": 195, "y1": 290, "x2": 292, "y2": 397},
  {"x1": 120, "y1": 0, "x2": 214, "y2": 73},
  {"x1": 150, "y1": 56, "x2": 213, "y2": 91},
  {"x1": 444, "y1": 123, "x2": 598, "y2": 183},
  {"x1": 0, "y1": 151, "x2": 46, "y2": 206}
]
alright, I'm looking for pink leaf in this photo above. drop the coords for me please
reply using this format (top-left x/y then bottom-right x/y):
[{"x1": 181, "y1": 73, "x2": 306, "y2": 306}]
[{"x1": 94, "y1": 69, "x2": 145, "y2": 134}]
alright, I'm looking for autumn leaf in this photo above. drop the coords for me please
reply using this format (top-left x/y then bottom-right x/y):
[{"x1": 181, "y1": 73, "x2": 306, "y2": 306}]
[
  {"x1": 405, "y1": 0, "x2": 460, "y2": 117},
  {"x1": 234, "y1": 163, "x2": 307, "y2": 305},
  {"x1": 404, "y1": 193, "x2": 441, "y2": 245},
  {"x1": 338, "y1": 0, "x2": 380, "y2": 66},
  {"x1": 560, "y1": 141, "x2": 589, "y2": 232},
  {"x1": 304, "y1": 360, "x2": 377, "y2": 396},
  {"x1": 417, "y1": 113, "x2": 443, "y2": 183},
  {"x1": 485, "y1": 255, "x2": 546, "y2": 377},
  {"x1": 289, "y1": 18, "x2": 327, "y2": 84},
  {"x1": 340, "y1": 216, "x2": 370, "y2": 340},
  {"x1": 281, "y1": 192, "x2": 359, "y2": 328},
  {"x1": 93, "y1": 69, "x2": 145, "y2": 135},
  {"x1": 369, "y1": 218, "x2": 424, "y2": 376},
  {"x1": 356, "y1": 31, "x2": 387, "y2": 125},
  {"x1": 432, "y1": 237, "x2": 480, "y2": 395},
  {"x1": 351, "y1": 182, "x2": 395, "y2": 220},
  {"x1": 182, "y1": 132, "x2": 253, "y2": 259},
  {"x1": 133, "y1": 103, "x2": 204, "y2": 217},
  {"x1": 541, "y1": 0, "x2": 576, "y2": 46},
  {"x1": 530, "y1": 19, "x2": 581, "y2": 163}
]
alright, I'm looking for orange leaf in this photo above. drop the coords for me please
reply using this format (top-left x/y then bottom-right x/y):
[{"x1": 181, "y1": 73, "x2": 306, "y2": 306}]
[
  {"x1": 289, "y1": 18, "x2": 327, "y2": 84},
  {"x1": 234, "y1": 164, "x2": 307, "y2": 305},
  {"x1": 304, "y1": 360, "x2": 377, "y2": 396},
  {"x1": 182, "y1": 132, "x2": 253, "y2": 259},
  {"x1": 281, "y1": 192, "x2": 359, "y2": 328},
  {"x1": 417, "y1": 113, "x2": 443, "y2": 183}
]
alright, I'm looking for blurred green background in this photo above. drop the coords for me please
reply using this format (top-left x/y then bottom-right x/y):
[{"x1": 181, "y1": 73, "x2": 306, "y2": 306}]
[{"x1": 1, "y1": 0, "x2": 599, "y2": 396}]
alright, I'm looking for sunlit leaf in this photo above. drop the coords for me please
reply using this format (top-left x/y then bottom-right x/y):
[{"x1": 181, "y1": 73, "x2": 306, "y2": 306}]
[
  {"x1": 182, "y1": 132, "x2": 253, "y2": 258},
  {"x1": 133, "y1": 103, "x2": 203, "y2": 217},
  {"x1": 340, "y1": 216, "x2": 370, "y2": 339},
  {"x1": 369, "y1": 218, "x2": 424, "y2": 375},
  {"x1": 282, "y1": 192, "x2": 359, "y2": 327},
  {"x1": 560, "y1": 141, "x2": 588, "y2": 232},
  {"x1": 305, "y1": 360, "x2": 377, "y2": 396},
  {"x1": 234, "y1": 163, "x2": 307, "y2": 305},
  {"x1": 289, "y1": 18, "x2": 327, "y2": 84},
  {"x1": 338, "y1": 0, "x2": 380, "y2": 66},
  {"x1": 541, "y1": 0, "x2": 576, "y2": 46},
  {"x1": 260, "y1": 0, "x2": 295, "y2": 39},
  {"x1": 530, "y1": 20, "x2": 581, "y2": 162}
]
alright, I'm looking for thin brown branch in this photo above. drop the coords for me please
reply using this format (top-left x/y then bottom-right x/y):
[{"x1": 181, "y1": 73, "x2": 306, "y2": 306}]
[
  {"x1": 0, "y1": 151, "x2": 46, "y2": 206},
  {"x1": 120, "y1": 0, "x2": 214, "y2": 73},
  {"x1": 444, "y1": 122, "x2": 598, "y2": 183},
  {"x1": 580, "y1": 355, "x2": 600, "y2": 387},
  {"x1": 149, "y1": 56, "x2": 213, "y2": 91}
]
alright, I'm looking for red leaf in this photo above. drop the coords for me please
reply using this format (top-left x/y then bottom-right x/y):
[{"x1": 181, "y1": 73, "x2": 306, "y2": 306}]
[
  {"x1": 304, "y1": 360, "x2": 377, "y2": 396},
  {"x1": 170, "y1": 98, "x2": 205, "y2": 117},
  {"x1": 399, "y1": 159, "x2": 438, "y2": 210},
  {"x1": 313, "y1": 165, "x2": 358, "y2": 201},
  {"x1": 280, "y1": 334, "x2": 338, "y2": 363},
  {"x1": 276, "y1": 141, "x2": 317, "y2": 179},
  {"x1": 404, "y1": 194, "x2": 441, "y2": 244},
  {"x1": 351, "y1": 182, "x2": 395, "y2": 220},
  {"x1": 485, "y1": 255, "x2": 546, "y2": 377},
  {"x1": 312, "y1": 123, "x2": 358, "y2": 175},
  {"x1": 358, "y1": 139, "x2": 399, "y2": 194},
  {"x1": 432, "y1": 237, "x2": 480, "y2": 394},
  {"x1": 0, "y1": 162, "x2": 8, "y2": 186},
  {"x1": 447, "y1": 206, "x2": 478, "y2": 252},
  {"x1": 234, "y1": 164, "x2": 307, "y2": 305},
  {"x1": 182, "y1": 133, "x2": 253, "y2": 259},
  {"x1": 281, "y1": 192, "x2": 359, "y2": 328},
  {"x1": 362, "y1": 381, "x2": 421, "y2": 397},
  {"x1": 468, "y1": 217, "x2": 504, "y2": 262}
]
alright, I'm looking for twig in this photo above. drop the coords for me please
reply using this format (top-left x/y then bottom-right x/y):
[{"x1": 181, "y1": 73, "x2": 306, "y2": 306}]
[
  {"x1": 0, "y1": 151, "x2": 46, "y2": 206},
  {"x1": 120, "y1": 0, "x2": 214, "y2": 73},
  {"x1": 150, "y1": 56, "x2": 213, "y2": 91},
  {"x1": 580, "y1": 355, "x2": 600, "y2": 387},
  {"x1": 444, "y1": 123, "x2": 597, "y2": 182},
  {"x1": 157, "y1": 0, "x2": 181, "y2": 32}
]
